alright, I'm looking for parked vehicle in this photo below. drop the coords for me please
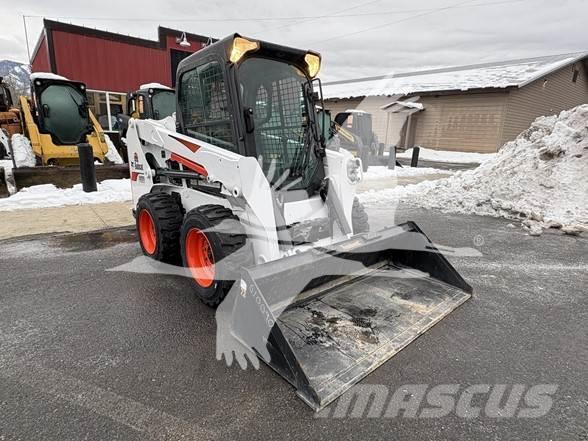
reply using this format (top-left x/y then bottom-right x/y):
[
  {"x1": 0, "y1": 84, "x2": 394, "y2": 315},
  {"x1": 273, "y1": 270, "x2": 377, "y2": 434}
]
[
  {"x1": 117, "y1": 83, "x2": 175, "y2": 139},
  {"x1": 0, "y1": 77, "x2": 22, "y2": 158},
  {"x1": 21, "y1": 73, "x2": 109, "y2": 165},
  {"x1": 126, "y1": 34, "x2": 472, "y2": 411}
]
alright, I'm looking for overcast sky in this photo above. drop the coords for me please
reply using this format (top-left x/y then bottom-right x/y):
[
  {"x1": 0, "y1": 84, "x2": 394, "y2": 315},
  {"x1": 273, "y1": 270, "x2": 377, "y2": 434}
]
[{"x1": 1, "y1": 0, "x2": 586, "y2": 81}]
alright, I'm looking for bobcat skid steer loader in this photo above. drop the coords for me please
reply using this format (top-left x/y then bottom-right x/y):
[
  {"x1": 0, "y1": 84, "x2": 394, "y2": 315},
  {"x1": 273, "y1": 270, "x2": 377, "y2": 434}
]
[{"x1": 127, "y1": 34, "x2": 472, "y2": 411}]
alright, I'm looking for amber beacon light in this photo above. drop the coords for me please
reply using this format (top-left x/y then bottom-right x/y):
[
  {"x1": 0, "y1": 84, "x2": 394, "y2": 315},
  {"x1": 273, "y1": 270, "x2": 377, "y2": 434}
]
[
  {"x1": 229, "y1": 37, "x2": 260, "y2": 63},
  {"x1": 304, "y1": 52, "x2": 321, "y2": 78}
]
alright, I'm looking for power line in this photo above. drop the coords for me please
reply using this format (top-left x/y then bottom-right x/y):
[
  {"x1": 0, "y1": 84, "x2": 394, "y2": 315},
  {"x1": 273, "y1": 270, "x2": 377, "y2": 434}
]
[
  {"x1": 22, "y1": 1, "x2": 525, "y2": 24},
  {"x1": 265, "y1": 0, "x2": 384, "y2": 32},
  {"x1": 312, "y1": 0, "x2": 525, "y2": 46}
]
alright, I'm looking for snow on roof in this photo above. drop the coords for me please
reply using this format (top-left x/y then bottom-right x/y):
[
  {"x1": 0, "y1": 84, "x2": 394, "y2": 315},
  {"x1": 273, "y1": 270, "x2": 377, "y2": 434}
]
[
  {"x1": 382, "y1": 101, "x2": 424, "y2": 111},
  {"x1": 322, "y1": 52, "x2": 587, "y2": 99},
  {"x1": 139, "y1": 83, "x2": 173, "y2": 91},
  {"x1": 30, "y1": 72, "x2": 69, "y2": 81}
]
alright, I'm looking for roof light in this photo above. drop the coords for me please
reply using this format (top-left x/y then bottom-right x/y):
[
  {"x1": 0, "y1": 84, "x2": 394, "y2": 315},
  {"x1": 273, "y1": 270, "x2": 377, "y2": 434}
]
[
  {"x1": 304, "y1": 52, "x2": 321, "y2": 79},
  {"x1": 229, "y1": 37, "x2": 259, "y2": 63}
]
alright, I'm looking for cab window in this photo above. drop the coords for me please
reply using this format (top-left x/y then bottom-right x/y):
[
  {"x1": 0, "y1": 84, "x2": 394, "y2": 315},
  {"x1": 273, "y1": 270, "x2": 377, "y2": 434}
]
[{"x1": 178, "y1": 61, "x2": 236, "y2": 152}]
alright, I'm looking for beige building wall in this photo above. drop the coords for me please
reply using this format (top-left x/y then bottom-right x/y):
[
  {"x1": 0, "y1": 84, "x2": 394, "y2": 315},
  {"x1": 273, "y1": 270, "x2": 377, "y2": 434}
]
[
  {"x1": 323, "y1": 59, "x2": 588, "y2": 153},
  {"x1": 324, "y1": 96, "x2": 406, "y2": 146},
  {"x1": 325, "y1": 93, "x2": 510, "y2": 153},
  {"x1": 412, "y1": 92, "x2": 508, "y2": 152},
  {"x1": 501, "y1": 61, "x2": 588, "y2": 144}
]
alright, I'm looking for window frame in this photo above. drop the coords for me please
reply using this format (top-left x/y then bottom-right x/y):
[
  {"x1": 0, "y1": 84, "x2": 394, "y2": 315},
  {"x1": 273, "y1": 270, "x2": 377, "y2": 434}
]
[
  {"x1": 177, "y1": 56, "x2": 240, "y2": 154},
  {"x1": 87, "y1": 89, "x2": 127, "y2": 132}
]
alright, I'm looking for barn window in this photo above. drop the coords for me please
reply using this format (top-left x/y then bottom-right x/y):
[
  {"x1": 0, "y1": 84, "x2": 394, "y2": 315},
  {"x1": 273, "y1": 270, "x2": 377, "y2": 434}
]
[{"x1": 572, "y1": 68, "x2": 579, "y2": 83}]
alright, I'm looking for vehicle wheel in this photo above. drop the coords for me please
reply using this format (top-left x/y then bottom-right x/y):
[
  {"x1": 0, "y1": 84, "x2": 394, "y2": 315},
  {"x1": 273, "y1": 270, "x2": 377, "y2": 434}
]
[
  {"x1": 352, "y1": 197, "x2": 369, "y2": 233},
  {"x1": 181, "y1": 204, "x2": 251, "y2": 307},
  {"x1": 136, "y1": 193, "x2": 183, "y2": 263}
]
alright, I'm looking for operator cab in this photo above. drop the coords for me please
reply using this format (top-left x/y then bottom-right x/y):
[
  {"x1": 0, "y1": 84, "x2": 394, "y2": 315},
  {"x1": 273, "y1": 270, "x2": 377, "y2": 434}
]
[
  {"x1": 176, "y1": 34, "x2": 326, "y2": 196},
  {"x1": 118, "y1": 84, "x2": 176, "y2": 141},
  {"x1": 30, "y1": 75, "x2": 93, "y2": 146},
  {"x1": 127, "y1": 84, "x2": 175, "y2": 120}
]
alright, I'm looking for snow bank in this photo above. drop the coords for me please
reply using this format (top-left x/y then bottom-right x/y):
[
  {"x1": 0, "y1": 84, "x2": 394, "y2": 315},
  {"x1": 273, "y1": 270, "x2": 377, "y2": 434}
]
[
  {"x1": 362, "y1": 165, "x2": 449, "y2": 181},
  {"x1": 361, "y1": 105, "x2": 588, "y2": 235},
  {"x1": 397, "y1": 147, "x2": 496, "y2": 164},
  {"x1": 11, "y1": 134, "x2": 35, "y2": 167},
  {"x1": 0, "y1": 179, "x2": 131, "y2": 211},
  {"x1": 104, "y1": 134, "x2": 124, "y2": 164}
]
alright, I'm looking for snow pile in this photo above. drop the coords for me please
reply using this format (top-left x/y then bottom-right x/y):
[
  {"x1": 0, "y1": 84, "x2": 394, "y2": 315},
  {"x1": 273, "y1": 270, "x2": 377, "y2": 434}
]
[
  {"x1": 361, "y1": 105, "x2": 588, "y2": 235},
  {"x1": 11, "y1": 134, "x2": 35, "y2": 167},
  {"x1": 397, "y1": 147, "x2": 496, "y2": 164},
  {"x1": 0, "y1": 179, "x2": 131, "y2": 211},
  {"x1": 362, "y1": 165, "x2": 449, "y2": 181},
  {"x1": 104, "y1": 134, "x2": 124, "y2": 164}
]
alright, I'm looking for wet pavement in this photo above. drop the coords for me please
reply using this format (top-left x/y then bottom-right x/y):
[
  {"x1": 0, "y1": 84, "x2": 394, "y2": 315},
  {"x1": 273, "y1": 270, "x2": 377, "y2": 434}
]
[{"x1": 0, "y1": 205, "x2": 586, "y2": 440}]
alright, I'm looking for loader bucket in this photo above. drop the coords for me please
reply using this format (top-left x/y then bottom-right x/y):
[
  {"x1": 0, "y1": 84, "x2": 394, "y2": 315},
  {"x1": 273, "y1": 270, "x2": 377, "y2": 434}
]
[{"x1": 230, "y1": 222, "x2": 472, "y2": 411}]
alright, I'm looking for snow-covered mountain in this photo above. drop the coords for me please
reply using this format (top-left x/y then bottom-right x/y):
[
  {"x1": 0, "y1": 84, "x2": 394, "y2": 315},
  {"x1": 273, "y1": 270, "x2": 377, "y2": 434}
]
[{"x1": 0, "y1": 60, "x2": 30, "y2": 97}]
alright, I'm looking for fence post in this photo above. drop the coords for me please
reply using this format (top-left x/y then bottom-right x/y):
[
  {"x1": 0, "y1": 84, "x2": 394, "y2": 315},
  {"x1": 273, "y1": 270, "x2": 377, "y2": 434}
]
[
  {"x1": 0, "y1": 167, "x2": 8, "y2": 198},
  {"x1": 411, "y1": 146, "x2": 420, "y2": 168},
  {"x1": 77, "y1": 143, "x2": 97, "y2": 192},
  {"x1": 387, "y1": 146, "x2": 396, "y2": 169}
]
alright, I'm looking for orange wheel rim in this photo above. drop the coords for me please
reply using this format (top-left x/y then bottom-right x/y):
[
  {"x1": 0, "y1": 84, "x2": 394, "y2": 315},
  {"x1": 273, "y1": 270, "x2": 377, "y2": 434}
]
[
  {"x1": 185, "y1": 228, "x2": 215, "y2": 288},
  {"x1": 138, "y1": 209, "x2": 157, "y2": 254}
]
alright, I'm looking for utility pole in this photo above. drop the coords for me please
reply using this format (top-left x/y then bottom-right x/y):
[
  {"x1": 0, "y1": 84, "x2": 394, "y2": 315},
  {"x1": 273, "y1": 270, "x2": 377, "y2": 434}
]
[{"x1": 22, "y1": 15, "x2": 32, "y2": 66}]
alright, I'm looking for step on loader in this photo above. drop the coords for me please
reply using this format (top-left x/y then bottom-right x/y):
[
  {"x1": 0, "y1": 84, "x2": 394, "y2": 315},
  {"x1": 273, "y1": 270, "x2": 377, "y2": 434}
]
[{"x1": 126, "y1": 34, "x2": 472, "y2": 411}]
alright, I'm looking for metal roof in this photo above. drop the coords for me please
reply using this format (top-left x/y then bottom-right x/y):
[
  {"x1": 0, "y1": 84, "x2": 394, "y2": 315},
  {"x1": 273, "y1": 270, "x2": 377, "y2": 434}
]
[{"x1": 322, "y1": 52, "x2": 588, "y2": 99}]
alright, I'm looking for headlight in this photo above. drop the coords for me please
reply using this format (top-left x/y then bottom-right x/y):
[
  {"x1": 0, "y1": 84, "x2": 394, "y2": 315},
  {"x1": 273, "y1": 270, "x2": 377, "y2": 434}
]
[{"x1": 346, "y1": 157, "x2": 362, "y2": 184}]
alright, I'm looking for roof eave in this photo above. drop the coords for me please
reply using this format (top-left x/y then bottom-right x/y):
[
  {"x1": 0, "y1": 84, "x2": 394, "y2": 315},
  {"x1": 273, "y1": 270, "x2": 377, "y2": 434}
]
[
  {"x1": 517, "y1": 52, "x2": 588, "y2": 88},
  {"x1": 324, "y1": 86, "x2": 515, "y2": 100}
]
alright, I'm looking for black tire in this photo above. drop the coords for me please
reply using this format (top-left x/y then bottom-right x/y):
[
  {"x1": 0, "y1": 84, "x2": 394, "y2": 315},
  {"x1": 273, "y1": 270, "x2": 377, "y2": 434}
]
[
  {"x1": 352, "y1": 197, "x2": 369, "y2": 233},
  {"x1": 180, "y1": 204, "x2": 251, "y2": 307},
  {"x1": 136, "y1": 193, "x2": 183, "y2": 263}
]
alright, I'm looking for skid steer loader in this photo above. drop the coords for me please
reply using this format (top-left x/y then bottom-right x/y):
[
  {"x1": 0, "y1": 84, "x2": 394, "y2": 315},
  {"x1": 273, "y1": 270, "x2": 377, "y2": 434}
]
[
  {"x1": 127, "y1": 34, "x2": 472, "y2": 411},
  {"x1": 117, "y1": 83, "x2": 176, "y2": 140}
]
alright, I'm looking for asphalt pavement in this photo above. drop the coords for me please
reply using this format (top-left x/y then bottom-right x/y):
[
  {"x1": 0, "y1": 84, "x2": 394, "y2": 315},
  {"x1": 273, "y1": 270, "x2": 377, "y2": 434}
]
[{"x1": 0, "y1": 205, "x2": 586, "y2": 440}]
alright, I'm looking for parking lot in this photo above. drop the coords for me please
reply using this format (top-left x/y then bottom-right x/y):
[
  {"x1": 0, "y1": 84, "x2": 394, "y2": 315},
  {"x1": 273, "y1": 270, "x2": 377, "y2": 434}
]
[{"x1": 0, "y1": 204, "x2": 586, "y2": 440}]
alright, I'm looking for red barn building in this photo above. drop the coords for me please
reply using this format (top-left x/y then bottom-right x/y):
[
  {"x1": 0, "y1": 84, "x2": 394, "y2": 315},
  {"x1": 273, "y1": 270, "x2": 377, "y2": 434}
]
[{"x1": 30, "y1": 19, "x2": 210, "y2": 141}]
